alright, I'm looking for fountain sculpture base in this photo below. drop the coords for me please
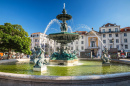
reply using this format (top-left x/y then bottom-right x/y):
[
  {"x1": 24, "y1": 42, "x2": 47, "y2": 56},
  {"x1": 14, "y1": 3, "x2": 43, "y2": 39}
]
[
  {"x1": 102, "y1": 62, "x2": 110, "y2": 66},
  {"x1": 50, "y1": 59, "x2": 78, "y2": 66},
  {"x1": 50, "y1": 51, "x2": 78, "y2": 66},
  {"x1": 30, "y1": 61, "x2": 34, "y2": 64},
  {"x1": 33, "y1": 66, "x2": 47, "y2": 72}
]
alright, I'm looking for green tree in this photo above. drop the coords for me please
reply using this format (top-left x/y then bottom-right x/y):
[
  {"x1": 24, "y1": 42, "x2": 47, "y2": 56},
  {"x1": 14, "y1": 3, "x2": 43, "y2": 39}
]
[{"x1": 0, "y1": 23, "x2": 31, "y2": 59}]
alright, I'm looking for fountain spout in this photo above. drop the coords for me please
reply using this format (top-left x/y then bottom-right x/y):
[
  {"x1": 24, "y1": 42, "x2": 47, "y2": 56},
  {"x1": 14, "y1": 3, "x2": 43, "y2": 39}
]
[{"x1": 63, "y1": 3, "x2": 65, "y2": 9}]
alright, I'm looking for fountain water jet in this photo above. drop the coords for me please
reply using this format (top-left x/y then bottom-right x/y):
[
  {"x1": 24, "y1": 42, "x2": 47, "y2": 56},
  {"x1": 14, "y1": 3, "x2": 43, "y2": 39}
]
[
  {"x1": 68, "y1": 26, "x2": 73, "y2": 33},
  {"x1": 43, "y1": 19, "x2": 60, "y2": 35},
  {"x1": 74, "y1": 24, "x2": 105, "y2": 46}
]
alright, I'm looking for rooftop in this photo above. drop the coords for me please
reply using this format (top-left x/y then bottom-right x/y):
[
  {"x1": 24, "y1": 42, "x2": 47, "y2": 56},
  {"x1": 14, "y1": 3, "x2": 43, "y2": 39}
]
[
  {"x1": 101, "y1": 23, "x2": 119, "y2": 27},
  {"x1": 73, "y1": 31, "x2": 87, "y2": 35},
  {"x1": 31, "y1": 32, "x2": 47, "y2": 35},
  {"x1": 120, "y1": 27, "x2": 130, "y2": 32},
  {"x1": 32, "y1": 32, "x2": 42, "y2": 34}
]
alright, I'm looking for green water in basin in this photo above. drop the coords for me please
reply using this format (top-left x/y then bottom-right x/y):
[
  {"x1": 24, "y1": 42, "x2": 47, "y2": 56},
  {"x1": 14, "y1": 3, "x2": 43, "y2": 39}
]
[{"x1": 0, "y1": 61, "x2": 130, "y2": 76}]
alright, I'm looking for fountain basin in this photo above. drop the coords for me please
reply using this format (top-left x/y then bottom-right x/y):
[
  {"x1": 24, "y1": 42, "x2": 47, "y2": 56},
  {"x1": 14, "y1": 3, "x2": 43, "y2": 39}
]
[
  {"x1": 56, "y1": 14, "x2": 72, "y2": 20},
  {"x1": 1, "y1": 60, "x2": 130, "y2": 76},
  {"x1": 48, "y1": 32, "x2": 80, "y2": 44},
  {"x1": 0, "y1": 59, "x2": 130, "y2": 86}
]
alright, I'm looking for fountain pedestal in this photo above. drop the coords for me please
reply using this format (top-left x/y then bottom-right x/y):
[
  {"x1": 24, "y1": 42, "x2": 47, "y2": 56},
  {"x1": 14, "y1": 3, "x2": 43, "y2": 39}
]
[
  {"x1": 33, "y1": 66, "x2": 47, "y2": 72},
  {"x1": 50, "y1": 59, "x2": 78, "y2": 66}
]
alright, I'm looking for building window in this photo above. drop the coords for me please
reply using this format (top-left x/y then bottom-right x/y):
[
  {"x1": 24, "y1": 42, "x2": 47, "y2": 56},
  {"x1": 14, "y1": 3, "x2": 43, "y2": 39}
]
[
  {"x1": 81, "y1": 41, "x2": 84, "y2": 44},
  {"x1": 125, "y1": 45, "x2": 128, "y2": 49},
  {"x1": 124, "y1": 39, "x2": 127, "y2": 43},
  {"x1": 116, "y1": 45, "x2": 119, "y2": 50},
  {"x1": 71, "y1": 47, "x2": 73, "y2": 50},
  {"x1": 125, "y1": 29, "x2": 127, "y2": 31},
  {"x1": 76, "y1": 41, "x2": 78, "y2": 44},
  {"x1": 103, "y1": 34, "x2": 106, "y2": 37},
  {"x1": 76, "y1": 46, "x2": 78, "y2": 50},
  {"x1": 115, "y1": 28, "x2": 118, "y2": 32},
  {"x1": 109, "y1": 40, "x2": 113, "y2": 43},
  {"x1": 56, "y1": 42, "x2": 58, "y2": 45},
  {"x1": 31, "y1": 35, "x2": 32, "y2": 37},
  {"x1": 91, "y1": 41, "x2": 95, "y2": 47},
  {"x1": 103, "y1": 29, "x2": 105, "y2": 33},
  {"x1": 56, "y1": 47, "x2": 59, "y2": 51},
  {"x1": 81, "y1": 46, "x2": 84, "y2": 50},
  {"x1": 109, "y1": 34, "x2": 112, "y2": 37},
  {"x1": 103, "y1": 40, "x2": 106, "y2": 43},
  {"x1": 109, "y1": 29, "x2": 111, "y2": 32},
  {"x1": 110, "y1": 44, "x2": 112, "y2": 48},
  {"x1": 124, "y1": 33, "x2": 127, "y2": 36},
  {"x1": 115, "y1": 34, "x2": 118, "y2": 37},
  {"x1": 81, "y1": 36, "x2": 83, "y2": 39},
  {"x1": 116, "y1": 39, "x2": 119, "y2": 43},
  {"x1": 35, "y1": 39, "x2": 38, "y2": 42}
]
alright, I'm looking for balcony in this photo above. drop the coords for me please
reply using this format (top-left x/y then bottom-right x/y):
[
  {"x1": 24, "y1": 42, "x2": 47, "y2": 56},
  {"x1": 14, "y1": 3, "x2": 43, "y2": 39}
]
[
  {"x1": 100, "y1": 31, "x2": 120, "y2": 33},
  {"x1": 87, "y1": 46, "x2": 100, "y2": 49}
]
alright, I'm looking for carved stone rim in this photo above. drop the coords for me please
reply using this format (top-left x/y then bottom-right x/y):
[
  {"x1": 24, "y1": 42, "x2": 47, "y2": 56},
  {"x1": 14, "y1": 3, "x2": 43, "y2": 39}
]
[{"x1": 0, "y1": 72, "x2": 130, "y2": 81}]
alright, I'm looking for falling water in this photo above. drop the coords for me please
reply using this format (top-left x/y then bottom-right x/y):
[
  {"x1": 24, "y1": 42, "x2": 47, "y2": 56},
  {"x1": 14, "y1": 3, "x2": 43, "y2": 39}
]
[
  {"x1": 74, "y1": 24, "x2": 105, "y2": 47},
  {"x1": 68, "y1": 26, "x2": 73, "y2": 33},
  {"x1": 43, "y1": 19, "x2": 60, "y2": 35},
  {"x1": 50, "y1": 28, "x2": 59, "y2": 32}
]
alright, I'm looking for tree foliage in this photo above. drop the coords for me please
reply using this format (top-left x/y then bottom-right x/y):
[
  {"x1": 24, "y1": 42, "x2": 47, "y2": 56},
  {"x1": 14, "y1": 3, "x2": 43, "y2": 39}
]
[{"x1": 0, "y1": 23, "x2": 31, "y2": 58}]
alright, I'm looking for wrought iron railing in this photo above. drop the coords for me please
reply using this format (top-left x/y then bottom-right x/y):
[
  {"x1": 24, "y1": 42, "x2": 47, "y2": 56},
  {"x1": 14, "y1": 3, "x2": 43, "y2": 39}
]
[{"x1": 99, "y1": 31, "x2": 120, "y2": 33}]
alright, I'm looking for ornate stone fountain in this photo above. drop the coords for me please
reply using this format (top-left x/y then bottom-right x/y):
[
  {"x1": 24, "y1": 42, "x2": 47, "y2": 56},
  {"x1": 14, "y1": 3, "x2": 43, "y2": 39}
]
[{"x1": 48, "y1": 5, "x2": 80, "y2": 66}]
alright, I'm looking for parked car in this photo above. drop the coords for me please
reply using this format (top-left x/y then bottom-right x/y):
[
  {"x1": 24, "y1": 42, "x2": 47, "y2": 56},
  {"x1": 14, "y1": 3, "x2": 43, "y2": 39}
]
[{"x1": 120, "y1": 55, "x2": 127, "y2": 59}]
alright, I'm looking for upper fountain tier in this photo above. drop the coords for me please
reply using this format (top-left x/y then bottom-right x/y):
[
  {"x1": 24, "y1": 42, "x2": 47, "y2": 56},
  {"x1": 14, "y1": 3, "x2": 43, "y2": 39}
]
[
  {"x1": 48, "y1": 6, "x2": 80, "y2": 44},
  {"x1": 56, "y1": 8, "x2": 72, "y2": 21},
  {"x1": 56, "y1": 8, "x2": 72, "y2": 32}
]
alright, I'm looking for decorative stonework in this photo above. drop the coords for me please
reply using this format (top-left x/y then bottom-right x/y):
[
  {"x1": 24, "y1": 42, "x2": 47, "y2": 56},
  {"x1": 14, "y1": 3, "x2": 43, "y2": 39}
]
[{"x1": 48, "y1": 6, "x2": 80, "y2": 65}]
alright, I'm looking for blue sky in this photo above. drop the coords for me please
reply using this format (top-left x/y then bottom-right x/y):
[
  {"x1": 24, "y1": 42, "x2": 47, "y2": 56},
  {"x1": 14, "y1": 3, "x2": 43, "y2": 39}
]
[{"x1": 0, "y1": 0, "x2": 130, "y2": 36}]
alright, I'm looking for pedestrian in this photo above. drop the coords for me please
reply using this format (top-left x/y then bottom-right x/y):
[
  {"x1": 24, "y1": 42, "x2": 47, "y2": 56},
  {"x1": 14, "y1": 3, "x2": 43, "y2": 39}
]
[
  {"x1": 27, "y1": 55, "x2": 29, "y2": 58},
  {"x1": 0, "y1": 55, "x2": 1, "y2": 60}
]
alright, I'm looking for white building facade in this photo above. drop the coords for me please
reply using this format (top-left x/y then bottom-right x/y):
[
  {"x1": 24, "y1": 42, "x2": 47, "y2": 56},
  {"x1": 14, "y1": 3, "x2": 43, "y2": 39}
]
[
  {"x1": 120, "y1": 27, "x2": 130, "y2": 57},
  {"x1": 30, "y1": 32, "x2": 54, "y2": 55},
  {"x1": 99, "y1": 23, "x2": 121, "y2": 51}
]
